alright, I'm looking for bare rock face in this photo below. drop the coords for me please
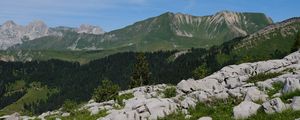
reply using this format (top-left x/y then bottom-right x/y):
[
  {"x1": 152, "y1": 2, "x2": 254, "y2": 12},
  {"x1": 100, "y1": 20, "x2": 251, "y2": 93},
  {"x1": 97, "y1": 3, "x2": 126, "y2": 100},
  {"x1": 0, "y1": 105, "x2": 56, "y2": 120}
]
[
  {"x1": 25, "y1": 20, "x2": 49, "y2": 40},
  {"x1": 0, "y1": 21, "x2": 105, "y2": 50},
  {"x1": 0, "y1": 20, "x2": 51, "y2": 49},
  {"x1": 77, "y1": 24, "x2": 104, "y2": 35}
]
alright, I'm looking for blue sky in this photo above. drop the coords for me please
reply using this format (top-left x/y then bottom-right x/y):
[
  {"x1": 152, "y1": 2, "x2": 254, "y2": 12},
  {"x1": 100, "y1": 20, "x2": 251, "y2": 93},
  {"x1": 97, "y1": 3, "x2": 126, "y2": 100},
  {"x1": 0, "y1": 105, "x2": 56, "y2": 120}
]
[{"x1": 0, "y1": 0, "x2": 299, "y2": 31}]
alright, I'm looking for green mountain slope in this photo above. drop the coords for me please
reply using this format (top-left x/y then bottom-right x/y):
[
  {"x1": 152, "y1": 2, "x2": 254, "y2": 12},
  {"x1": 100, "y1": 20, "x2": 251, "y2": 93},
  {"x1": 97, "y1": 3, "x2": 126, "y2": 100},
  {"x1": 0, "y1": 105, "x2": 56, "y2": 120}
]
[
  {"x1": 1, "y1": 17, "x2": 298, "y2": 64},
  {"x1": 10, "y1": 11, "x2": 272, "y2": 52},
  {"x1": 215, "y1": 17, "x2": 300, "y2": 65}
]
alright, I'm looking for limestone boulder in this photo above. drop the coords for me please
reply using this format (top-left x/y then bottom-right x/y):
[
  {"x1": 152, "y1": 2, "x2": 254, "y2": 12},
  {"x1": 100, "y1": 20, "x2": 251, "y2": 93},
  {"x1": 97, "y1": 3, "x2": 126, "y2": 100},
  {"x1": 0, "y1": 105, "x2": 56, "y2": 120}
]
[
  {"x1": 292, "y1": 96, "x2": 300, "y2": 111},
  {"x1": 283, "y1": 78, "x2": 300, "y2": 93},
  {"x1": 181, "y1": 97, "x2": 197, "y2": 109},
  {"x1": 233, "y1": 101, "x2": 261, "y2": 119},
  {"x1": 177, "y1": 79, "x2": 198, "y2": 92},
  {"x1": 262, "y1": 98, "x2": 287, "y2": 114},
  {"x1": 244, "y1": 87, "x2": 268, "y2": 102}
]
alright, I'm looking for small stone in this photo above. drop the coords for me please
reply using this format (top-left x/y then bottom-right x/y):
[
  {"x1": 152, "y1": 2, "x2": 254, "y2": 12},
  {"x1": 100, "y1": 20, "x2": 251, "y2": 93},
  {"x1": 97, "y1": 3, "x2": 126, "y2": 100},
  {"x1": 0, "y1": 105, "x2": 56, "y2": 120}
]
[{"x1": 198, "y1": 116, "x2": 212, "y2": 120}]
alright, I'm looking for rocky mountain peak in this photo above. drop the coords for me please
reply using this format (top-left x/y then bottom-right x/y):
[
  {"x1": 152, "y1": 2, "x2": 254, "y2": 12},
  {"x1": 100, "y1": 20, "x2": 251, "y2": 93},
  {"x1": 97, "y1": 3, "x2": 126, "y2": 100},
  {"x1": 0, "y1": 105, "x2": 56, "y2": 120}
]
[
  {"x1": 25, "y1": 20, "x2": 49, "y2": 39},
  {"x1": 0, "y1": 20, "x2": 51, "y2": 49},
  {"x1": 2, "y1": 20, "x2": 17, "y2": 29},
  {"x1": 27, "y1": 20, "x2": 47, "y2": 28},
  {"x1": 77, "y1": 24, "x2": 104, "y2": 35}
]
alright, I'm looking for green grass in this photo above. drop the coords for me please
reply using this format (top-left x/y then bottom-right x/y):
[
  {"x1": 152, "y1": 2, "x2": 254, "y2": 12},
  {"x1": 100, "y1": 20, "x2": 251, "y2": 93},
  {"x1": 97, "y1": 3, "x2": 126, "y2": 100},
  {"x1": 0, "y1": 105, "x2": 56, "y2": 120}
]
[
  {"x1": 159, "y1": 99, "x2": 240, "y2": 120},
  {"x1": 267, "y1": 82, "x2": 284, "y2": 98},
  {"x1": 163, "y1": 87, "x2": 177, "y2": 98},
  {"x1": 44, "y1": 109, "x2": 107, "y2": 120},
  {"x1": 247, "y1": 72, "x2": 283, "y2": 83},
  {"x1": 61, "y1": 110, "x2": 107, "y2": 120},
  {"x1": 116, "y1": 93, "x2": 134, "y2": 107},
  {"x1": 159, "y1": 97, "x2": 300, "y2": 120},
  {"x1": 247, "y1": 108, "x2": 300, "y2": 120},
  {"x1": 280, "y1": 89, "x2": 300, "y2": 103}
]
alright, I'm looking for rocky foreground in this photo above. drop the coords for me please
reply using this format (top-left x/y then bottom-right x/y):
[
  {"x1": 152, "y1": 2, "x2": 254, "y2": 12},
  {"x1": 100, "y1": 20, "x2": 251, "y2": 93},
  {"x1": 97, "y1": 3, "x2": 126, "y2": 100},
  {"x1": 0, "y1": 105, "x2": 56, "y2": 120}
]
[{"x1": 2, "y1": 51, "x2": 300, "y2": 120}]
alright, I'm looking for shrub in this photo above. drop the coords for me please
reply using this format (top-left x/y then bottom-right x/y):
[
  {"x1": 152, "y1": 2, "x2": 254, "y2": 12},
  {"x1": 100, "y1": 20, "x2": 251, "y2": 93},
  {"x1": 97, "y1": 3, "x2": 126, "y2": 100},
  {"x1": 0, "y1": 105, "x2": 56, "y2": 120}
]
[
  {"x1": 116, "y1": 93, "x2": 134, "y2": 107},
  {"x1": 163, "y1": 87, "x2": 177, "y2": 98},
  {"x1": 62, "y1": 100, "x2": 77, "y2": 113},
  {"x1": 192, "y1": 64, "x2": 208, "y2": 79},
  {"x1": 130, "y1": 53, "x2": 151, "y2": 88},
  {"x1": 92, "y1": 79, "x2": 120, "y2": 102},
  {"x1": 247, "y1": 72, "x2": 283, "y2": 83}
]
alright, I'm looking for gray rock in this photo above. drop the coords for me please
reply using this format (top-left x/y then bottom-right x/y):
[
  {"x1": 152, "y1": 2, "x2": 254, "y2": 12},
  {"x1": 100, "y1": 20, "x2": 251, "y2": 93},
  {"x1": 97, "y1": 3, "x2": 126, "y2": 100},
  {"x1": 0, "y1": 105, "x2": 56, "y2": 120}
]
[
  {"x1": 0, "y1": 112, "x2": 20, "y2": 120},
  {"x1": 262, "y1": 98, "x2": 287, "y2": 114},
  {"x1": 284, "y1": 51, "x2": 300, "y2": 64},
  {"x1": 185, "y1": 115, "x2": 192, "y2": 119},
  {"x1": 225, "y1": 77, "x2": 244, "y2": 89},
  {"x1": 61, "y1": 112, "x2": 70, "y2": 117},
  {"x1": 283, "y1": 78, "x2": 300, "y2": 93},
  {"x1": 228, "y1": 87, "x2": 243, "y2": 98},
  {"x1": 198, "y1": 116, "x2": 212, "y2": 120},
  {"x1": 77, "y1": 24, "x2": 104, "y2": 35},
  {"x1": 181, "y1": 97, "x2": 197, "y2": 109},
  {"x1": 188, "y1": 91, "x2": 209, "y2": 102},
  {"x1": 177, "y1": 79, "x2": 198, "y2": 92},
  {"x1": 233, "y1": 101, "x2": 261, "y2": 119},
  {"x1": 272, "y1": 92, "x2": 282, "y2": 98},
  {"x1": 292, "y1": 96, "x2": 300, "y2": 111},
  {"x1": 196, "y1": 78, "x2": 224, "y2": 94},
  {"x1": 244, "y1": 87, "x2": 268, "y2": 102},
  {"x1": 214, "y1": 91, "x2": 229, "y2": 100}
]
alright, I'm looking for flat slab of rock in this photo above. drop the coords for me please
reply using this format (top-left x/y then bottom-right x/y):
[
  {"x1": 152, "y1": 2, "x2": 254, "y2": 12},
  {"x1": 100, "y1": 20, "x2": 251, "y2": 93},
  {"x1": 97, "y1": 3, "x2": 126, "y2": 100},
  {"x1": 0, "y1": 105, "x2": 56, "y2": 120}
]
[{"x1": 233, "y1": 101, "x2": 261, "y2": 119}]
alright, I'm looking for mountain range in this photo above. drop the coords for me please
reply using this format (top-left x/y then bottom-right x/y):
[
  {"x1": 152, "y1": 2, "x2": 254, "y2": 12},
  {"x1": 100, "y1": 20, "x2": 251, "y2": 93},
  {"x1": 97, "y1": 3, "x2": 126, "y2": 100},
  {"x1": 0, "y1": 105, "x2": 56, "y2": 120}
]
[
  {"x1": 4, "y1": 11, "x2": 271, "y2": 51},
  {"x1": 0, "y1": 21, "x2": 104, "y2": 50},
  {"x1": 0, "y1": 11, "x2": 277, "y2": 62}
]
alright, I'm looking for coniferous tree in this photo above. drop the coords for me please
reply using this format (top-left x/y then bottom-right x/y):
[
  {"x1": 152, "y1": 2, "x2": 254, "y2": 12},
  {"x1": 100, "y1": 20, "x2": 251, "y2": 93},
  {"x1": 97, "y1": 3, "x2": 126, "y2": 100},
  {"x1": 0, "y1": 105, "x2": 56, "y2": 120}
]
[
  {"x1": 130, "y1": 53, "x2": 150, "y2": 88},
  {"x1": 291, "y1": 32, "x2": 300, "y2": 52},
  {"x1": 92, "y1": 79, "x2": 120, "y2": 102},
  {"x1": 192, "y1": 64, "x2": 208, "y2": 79}
]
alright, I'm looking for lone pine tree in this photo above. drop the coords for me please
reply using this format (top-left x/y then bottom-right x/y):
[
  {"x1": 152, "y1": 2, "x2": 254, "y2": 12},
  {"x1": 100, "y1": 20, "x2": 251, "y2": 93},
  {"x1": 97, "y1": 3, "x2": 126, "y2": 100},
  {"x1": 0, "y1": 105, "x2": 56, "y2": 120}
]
[{"x1": 130, "y1": 53, "x2": 150, "y2": 88}]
